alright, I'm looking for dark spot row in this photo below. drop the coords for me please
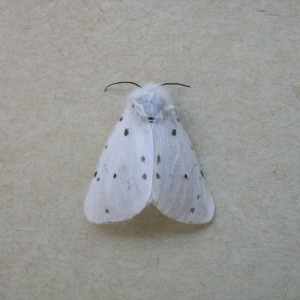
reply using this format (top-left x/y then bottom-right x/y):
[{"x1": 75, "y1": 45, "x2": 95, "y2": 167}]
[
  {"x1": 94, "y1": 169, "x2": 203, "y2": 182},
  {"x1": 109, "y1": 172, "x2": 190, "y2": 180},
  {"x1": 118, "y1": 114, "x2": 182, "y2": 140},
  {"x1": 110, "y1": 172, "x2": 161, "y2": 180},
  {"x1": 105, "y1": 203, "x2": 200, "y2": 217},
  {"x1": 139, "y1": 155, "x2": 161, "y2": 164},
  {"x1": 94, "y1": 154, "x2": 163, "y2": 181},
  {"x1": 120, "y1": 116, "x2": 180, "y2": 123},
  {"x1": 121, "y1": 127, "x2": 178, "y2": 138}
]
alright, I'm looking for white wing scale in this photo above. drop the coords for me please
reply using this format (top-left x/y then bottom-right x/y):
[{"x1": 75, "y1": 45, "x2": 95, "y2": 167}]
[
  {"x1": 151, "y1": 111, "x2": 215, "y2": 224},
  {"x1": 84, "y1": 104, "x2": 153, "y2": 223}
]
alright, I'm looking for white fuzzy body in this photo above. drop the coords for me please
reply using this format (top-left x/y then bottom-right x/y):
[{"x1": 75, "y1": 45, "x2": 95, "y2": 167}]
[{"x1": 84, "y1": 83, "x2": 215, "y2": 224}]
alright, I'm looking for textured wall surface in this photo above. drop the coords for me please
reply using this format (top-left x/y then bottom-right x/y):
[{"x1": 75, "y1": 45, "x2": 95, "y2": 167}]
[{"x1": 1, "y1": 1, "x2": 299, "y2": 299}]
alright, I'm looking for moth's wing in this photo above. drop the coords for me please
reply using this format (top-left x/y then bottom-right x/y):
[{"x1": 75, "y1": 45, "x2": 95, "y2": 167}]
[
  {"x1": 84, "y1": 105, "x2": 153, "y2": 223},
  {"x1": 152, "y1": 113, "x2": 215, "y2": 224}
]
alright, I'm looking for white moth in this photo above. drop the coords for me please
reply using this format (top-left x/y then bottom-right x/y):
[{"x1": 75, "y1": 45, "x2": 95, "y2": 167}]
[{"x1": 84, "y1": 82, "x2": 215, "y2": 224}]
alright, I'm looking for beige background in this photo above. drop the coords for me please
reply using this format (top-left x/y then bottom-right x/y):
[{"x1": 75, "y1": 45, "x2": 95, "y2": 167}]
[{"x1": 1, "y1": 1, "x2": 300, "y2": 299}]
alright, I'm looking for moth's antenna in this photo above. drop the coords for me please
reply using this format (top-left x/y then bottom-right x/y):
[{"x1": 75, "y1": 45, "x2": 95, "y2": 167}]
[
  {"x1": 161, "y1": 83, "x2": 191, "y2": 88},
  {"x1": 104, "y1": 82, "x2": 141, "y2": 92}
]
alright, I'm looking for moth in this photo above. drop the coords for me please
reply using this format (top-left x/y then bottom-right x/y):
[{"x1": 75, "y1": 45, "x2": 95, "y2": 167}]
[{"x1": 84, "y1": 82, "x2": 215, "y2": 224}]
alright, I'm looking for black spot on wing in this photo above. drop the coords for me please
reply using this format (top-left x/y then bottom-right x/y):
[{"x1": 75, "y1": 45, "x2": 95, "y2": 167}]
[
  {"x1": 157, "y1": 155, "x2": 161, "y2": 164},
  {"x1": 124, "y1": 128, "x2": 129, "y2": 136},
  {"x1": 171, "y1": 129, "x2": 177, "y2": 136},
  {"x1": 142, "y1": 173, "x2": 147, "y2": 180},
  {"x1": 94, "y1": 171, "x2": 97, "y2": 178}
]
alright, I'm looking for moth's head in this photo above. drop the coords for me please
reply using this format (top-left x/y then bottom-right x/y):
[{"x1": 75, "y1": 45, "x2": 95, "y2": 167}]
[{"x1": 129, "y1": 83, "x2": 174, "y2": 120}]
